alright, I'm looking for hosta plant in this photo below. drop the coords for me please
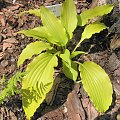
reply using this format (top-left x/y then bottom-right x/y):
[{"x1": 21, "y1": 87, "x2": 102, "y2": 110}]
[{"x1": 0, "y1": 0, "x2": 114, "y2": 119}]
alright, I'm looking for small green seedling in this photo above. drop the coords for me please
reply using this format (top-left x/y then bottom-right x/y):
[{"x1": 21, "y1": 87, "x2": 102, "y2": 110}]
[{"x1": 0, "y1": 0, "x2": 114, "y2": 119}]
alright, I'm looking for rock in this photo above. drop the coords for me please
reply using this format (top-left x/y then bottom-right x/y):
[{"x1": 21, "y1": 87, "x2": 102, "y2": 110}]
[
  {"x1": 10, "y1": 57, "x2": 16, "y2": 62},
  {"x1": 1, "y1": 60, "x2": 8, "y2": 68}
]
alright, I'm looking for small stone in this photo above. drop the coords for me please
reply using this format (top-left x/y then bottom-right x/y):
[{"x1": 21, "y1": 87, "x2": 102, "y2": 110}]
[
  {"x1": 11, "y1": 57, "x2": 15, "y2": 62},
  {"x1": 1, "y1": 60, "x2": 8, "y2": 68}
]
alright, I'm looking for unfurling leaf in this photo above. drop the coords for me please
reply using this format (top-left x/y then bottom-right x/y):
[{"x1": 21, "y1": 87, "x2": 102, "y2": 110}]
[
  {"x1": 71, "y1": 51, "x2": 86, "y2": 58},
  {"x1": 60, "y1": 49, "x2": 78, "y2": 81},
  {"x1": 22, "y1": 53, "x2": 58, "y2": 119},
  {"x1": 18, "y1": 41, "x2": 52, "y2": 66},
  {"x1": 78, "y1": 4, "x2": 114, "y2": 26},
  {"x1": 19, "y1": 9, "x2": 41, "y2": 18},
  {"x1": 40, "y1": 6, "x2": 68, "y2": 46},
  {"x1": 61, "y1": 0, "x2": 77, "y2": 39},
  {"x1": 80, "y1": 22, "x2": 107, "y2": 44},
  {"x1": 79, "y1": 61, "x2": 113, "y2": 112}
]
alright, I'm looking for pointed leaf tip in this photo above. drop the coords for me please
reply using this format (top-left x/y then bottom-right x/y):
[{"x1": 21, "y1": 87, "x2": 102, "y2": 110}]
[
  {"x1": 40, "y1": 6, "x2": 68, "y2": 46},
  {"x1": 61, "y1": 0, "x2": 77, "y2": 39}
]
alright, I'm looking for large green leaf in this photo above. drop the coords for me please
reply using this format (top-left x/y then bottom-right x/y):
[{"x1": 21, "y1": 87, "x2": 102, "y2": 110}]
[
  {"x1": 78, "y1": 4, "x2": 114, "y2": 26},
  {"x1": 18, "y1": 41, "x2": 52, "y2": 67},
  {"x1": 18, "y1": 27, "x2": 49, "y2": 40},
  {"x1": 60, "y1": 49, "x2": 78, "y2": 81},
  {"x1": 80, "y1": 22, "x2": 107, "y2": 43},
  {"x1": 61, "y1": 0, "x2": 77, "y2": 39},
  {"x1": 22, "y1": 53, "x2": 58, "y2": 119},
  {"x1": 40, "y1": 6, "x2": 68, "y2": 46},
  {"x1": 79, "y1": 61, "x2": 113, "y2": 112}
]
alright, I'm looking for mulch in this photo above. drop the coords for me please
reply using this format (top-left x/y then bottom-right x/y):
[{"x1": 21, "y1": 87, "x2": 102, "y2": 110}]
[{"x1": 0, "y1": 0, "x2": 120, "y2": 120}]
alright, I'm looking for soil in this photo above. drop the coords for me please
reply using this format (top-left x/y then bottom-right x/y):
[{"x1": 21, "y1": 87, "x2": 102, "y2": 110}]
[{"x1": 0, "y1": 0, "x2": 120, "y2": 120}]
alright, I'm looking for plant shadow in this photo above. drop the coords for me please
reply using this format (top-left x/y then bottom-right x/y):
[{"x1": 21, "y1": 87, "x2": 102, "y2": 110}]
[{"x1": 32, "y1": 73, "x2": 74, "y2": 120}]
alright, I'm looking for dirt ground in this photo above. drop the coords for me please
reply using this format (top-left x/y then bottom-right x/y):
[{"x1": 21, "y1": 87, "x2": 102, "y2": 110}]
[{"x1": 0, "y1": 0, "x2": 120, "y2": 120}]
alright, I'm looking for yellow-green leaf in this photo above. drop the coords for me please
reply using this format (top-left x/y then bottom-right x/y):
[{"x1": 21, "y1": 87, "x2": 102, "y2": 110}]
[
  {"x1": 60, "y1": 49, "x2": 78, "y2": 81},
  {"x1": 78, "y1": 4, "x2": 114, "y2": 26},
  {"x1": 22, "y1": 53, "x2": 58, "y2": 119},
  {"x1": 18, "y1": 41, "x2": 52, "y2": 67},
  {"x1": 40, "y1": 6, "x2": 68, "y2": 46},
  {"x1": 18, "y1": 27, "x2": 49, "y2": 40},
  {"x1": 79, "y1": 61, "x2": 113, "y2": 112},
  {"x1": 61, "y1": 0, "x2": 77, "y2": 39},
  {"x1": 71, "y1": 51, "x2": 86, "y2": 58},
  {"x1": 80, "y1": 22, "x2": 107, "y2": 44},
  {"x1": 19, "y1": 9, "x2": 41, "y2": 18}
]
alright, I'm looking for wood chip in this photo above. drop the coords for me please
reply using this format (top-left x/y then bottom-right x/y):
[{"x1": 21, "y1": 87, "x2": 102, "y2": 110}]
[
  {"x1": 0, "y1": 14, "x2": 6, "y2": 26},
  {"x1": 0, "y1": 52, "x2": 3, "y2": 60},
  {"x1": 3, "y1": 38, "x2": 18, "y2": 44},
  {"x1": 7, "y1": 5, "x2": 20, "y2": 11},
  {"x1": 110, "y1": 34, "x2": 120, "y2": 50},
  {"x1": 3, "y1": 43, "x2": 14, "y2": 51}
]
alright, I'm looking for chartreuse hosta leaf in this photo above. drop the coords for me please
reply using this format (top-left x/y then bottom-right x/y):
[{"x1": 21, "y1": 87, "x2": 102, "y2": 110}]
[
  {"x1": 60, "y1": 49, "x2": 78, "y2": 81},
  {"x1": 18, "y1": 41, "x2": 52, "y2": 67},
  {"x1": 18, "y1": 27, "x2": 49, "y2": 40},
  {"x1": 78, "y1": 4, "x2": 114, "y2": 26},
  {"x1": 22, "y1": 53, "x2": 58, "y2": 119},
  {"x1": 79, "y1": 61, "x2": 113, "y2": 112},
  {"x1": 61, "y1": 0, "x2": 77, "y2": 39},
  {"x1": 40, "y1": 6, "x2": 68, "y2": 46},
  {"x1": 80, "y1": 22, "x2": 107, "y2": 43},
  {"x1": 73, "y1": 22, "x2": 108, "y2": 52},
  {"x1": 19, "y1": 9, "x2": 41, "y2": 18}
]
